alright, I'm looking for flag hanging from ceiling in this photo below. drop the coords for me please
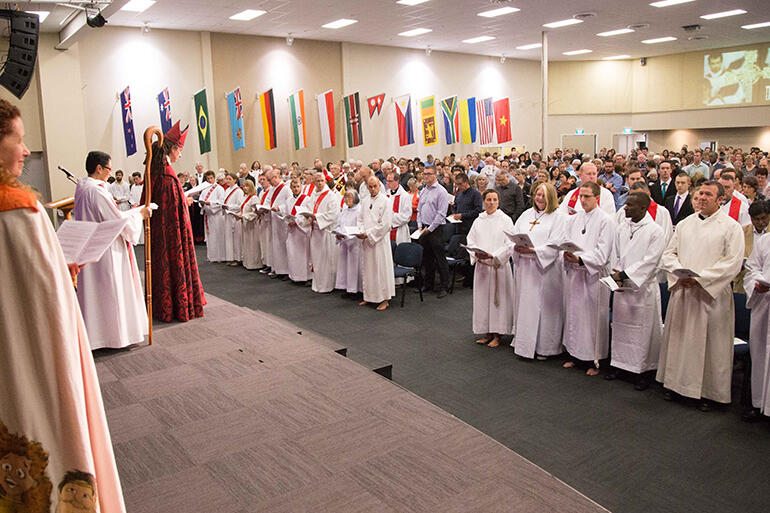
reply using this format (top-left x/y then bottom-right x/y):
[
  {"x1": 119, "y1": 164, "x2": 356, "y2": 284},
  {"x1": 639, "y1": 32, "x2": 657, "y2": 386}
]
[
  {"x1": 419, "y1": 96, "x2": 437, "y2": 146},
  {"x1": 193, "y1": 88, "x2": 211, "y2": 154},
  {"x1": 288, "y1": 90, "x2": 307, "y2": 150},
  {"x1": 476, "y1": 97, "x2": 494, "y2": 145},
  {"x1": 440, "y1": 96, "x2": 459, "y2": 144},
  {"x1": 259, "y1": 88, "x2": 277, "y2": 151},
  {"x1": 316, "y1": 90, "x2": 336, "y2": 149},
  {"x1": 157, "y1": 87, "x2": 172, "y2": 134},
  {"x1": 344, "y1": 92, "x2": 363, "y2": 148},
  {"x1": 227, "y1": 87, "x2": 245, "y2": 151},
  {"x1": 493, "y1": 97, "x2": 512, "y2": 144},
  {"x1": 367, "y1": 93, "x2": 385, "y2": 118},
  {"x1": 459, "y1": 97, "x2": 477, "y2": 144},
  {"x1": 119, "y1": 86, "x2": 137, "y2": 157},
  {"x1": 394, "y1": 94, "x2": 414, "y2": 146}
]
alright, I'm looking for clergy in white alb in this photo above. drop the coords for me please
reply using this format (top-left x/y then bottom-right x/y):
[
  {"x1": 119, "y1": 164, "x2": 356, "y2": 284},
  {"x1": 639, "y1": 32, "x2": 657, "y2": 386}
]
[
  {"x1": 718, "y1": 169, "x2": 751, "y2": 226},
  {"x1": 109, "y1": 169, "x2": 131, "y2": 211},
  {"x1": 357, "y1": 177, "x2": 396, "y2": 310},
  {"x1": 239, "y1": 180, "x2": 261, "y2": 270},
  {"x1": 267, "y1": 168, "x2": 293, "y2": 277},
  {"x1": 221, "y1": 173, "x2": 244, "y2": 265},
  {"x1": 128, "y1": 174, "x2": 143, "y2": 207},
  {"x1": 335, "y1": 190, "x2": 363, "y2": 294},
  {"x1": 657, "y1": 181, "x2": 744, "y2": 407},
  {"x1": 256, "y1": 174, "x2": 272, "y2": 271},
  {"x1": 558, "y1": 162, "x2": 616, "y2": 219},
  {"x1": 200, "y1": 177, "x2": 225, "y2": 262},
  {"x1": 467, "y1": 189, "x2": 515, "y2": 348},
  {"x1": 743, "y1": 233, "x2": 770, "y2": 418},
  {"x1": 606, "y1": 193, "x2": 666, "y2": 389},
  {"x1": 511, "y1": 182, "x2": 566, "y2": 359},
  {"x1": 298, "y1": 172, "x2": 340, "y2": 293},
  {"x1": 73, "y1": 151, "x2": 151, "y2": 350},
  {"x1": 385, "y1": 171, "x2": 413, "y2": 244},
  {"x1": 562, "y1": 182, "x2": 616, "y2": 374},
  {"x1": 286, "y1": 178, "x2": 312, "y2": 282}
]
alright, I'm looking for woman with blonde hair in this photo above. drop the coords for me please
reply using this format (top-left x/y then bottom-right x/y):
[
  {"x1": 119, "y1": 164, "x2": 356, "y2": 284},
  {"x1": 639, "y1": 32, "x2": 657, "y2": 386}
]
[{"x1": 511, "y1": 181, "x2": 567, "y2": 360}]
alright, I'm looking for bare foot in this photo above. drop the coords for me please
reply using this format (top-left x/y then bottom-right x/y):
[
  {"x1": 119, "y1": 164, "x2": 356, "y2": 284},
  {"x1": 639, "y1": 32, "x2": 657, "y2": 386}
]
[
  {"x1": 376, "y1": 300, "x2": 389, "y2": 311},
  {"x1": 476, "y1": 335, "x2": 493, "y2": 344},
  {"x1": 487, "y1": 336, "x2": 500, "y2": 348},
  {"x1": 562, "y1": 361, "x2": 575, "y2": 369},
  {"x1": 586, "y1": 368, "x2": 600, "y2": 376},
  {"x1": 358, "y1": 301, "x2": 367, "y2": 306}
]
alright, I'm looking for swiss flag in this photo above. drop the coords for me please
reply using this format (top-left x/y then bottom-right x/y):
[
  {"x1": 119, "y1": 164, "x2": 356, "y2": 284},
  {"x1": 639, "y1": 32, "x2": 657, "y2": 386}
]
[
  {"x1": 493, "y1": 98, "x2": 512, "y2": 144},
  {"x1": 367, "y1": 93, "x2": 385, "y2": 118}
]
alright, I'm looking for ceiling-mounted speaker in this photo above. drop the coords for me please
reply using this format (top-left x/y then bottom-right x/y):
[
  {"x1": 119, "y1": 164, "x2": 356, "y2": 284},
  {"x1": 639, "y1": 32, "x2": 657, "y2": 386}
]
[{"x1": 0, "y1": 10, "x2": 39, "y2": 99}]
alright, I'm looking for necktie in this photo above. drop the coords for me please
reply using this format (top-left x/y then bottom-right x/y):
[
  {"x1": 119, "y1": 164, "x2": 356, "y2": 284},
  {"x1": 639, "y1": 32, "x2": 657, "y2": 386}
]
[
  {"x1": 674, "y1": 195, "x2": 680, "y2": 217},
  {"x1": 661, "y1": 182, "x2": 668, "y2": 197}
]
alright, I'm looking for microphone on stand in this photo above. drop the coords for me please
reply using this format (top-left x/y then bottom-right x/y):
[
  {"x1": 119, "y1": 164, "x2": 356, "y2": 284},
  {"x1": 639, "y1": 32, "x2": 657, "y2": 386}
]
[{"x1": 58, "y1": 165, "x2": 78, "y2": 184}]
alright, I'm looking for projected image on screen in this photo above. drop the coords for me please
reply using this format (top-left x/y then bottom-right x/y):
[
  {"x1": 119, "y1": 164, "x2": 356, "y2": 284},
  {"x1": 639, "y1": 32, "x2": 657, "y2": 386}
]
[{"x1": 703, "y1": 50, "x2": 752, "y2": 105}]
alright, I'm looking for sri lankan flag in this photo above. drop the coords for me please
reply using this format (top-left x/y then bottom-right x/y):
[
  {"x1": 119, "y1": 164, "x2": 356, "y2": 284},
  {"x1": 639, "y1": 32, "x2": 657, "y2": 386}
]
[
  {"x1": 440, "y1": 96, "x2": 459, "y2": 144},
  {"x1": 260, "y1": 89, "x2": 277, "y2": 150},
  {"x1": 194, "y1": 89, "x2": 211, "y2": 154},
  {"x1": 420, "y1": 96, "x2": 437, "y2": 146},
  {"x1": 343, "y1": 92, "x2": 363, "y2": 148}
]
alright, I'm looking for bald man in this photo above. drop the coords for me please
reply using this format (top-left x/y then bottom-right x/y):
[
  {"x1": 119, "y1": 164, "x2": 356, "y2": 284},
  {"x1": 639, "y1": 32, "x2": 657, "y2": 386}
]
[
  {"x1": 558, "y1": 162, "x2": 616, "y2": 218},
  {"x1": 357, "y1": 176, "x2": 396, "y2": 310}
]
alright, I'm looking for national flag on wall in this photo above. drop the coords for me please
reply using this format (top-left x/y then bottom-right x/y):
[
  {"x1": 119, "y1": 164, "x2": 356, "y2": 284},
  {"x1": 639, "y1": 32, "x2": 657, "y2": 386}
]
[
  {"x1": 119, "y1": 86, "x2": 137, "y2": 156},
  {"x1": 440, "y1": 96, "x2": 459, "y2": 144},
  {"x1": 193, "y1": 89, "x2": 211, "y2": 154},
  {"x1": 476, "y1": 97, "x2": 494, "y2": 145},
  {"x1": 394, "y1": 94, "x2": 414, "y2": 146},
  {"x1": 459, "y1": 97, "x2": 477, "y2": 144},
  {"x1": 493, "y1": 97, "x2": 512, "y2": 144},
  {"x1": 227, "y1": 87, "x2": 246, "y2": 151},
  {"x1": 420, "y1": 96, "x2": 437, "y2": 146},
  {"x1": 344, "y1": 92, "x2": 363, "y2": 148},
  {"x1": 259, "y1": 89, "x2": 277, "y2": 150},
  {"x1": 367, "y1": 93, "x2": 385, "y2": 118},
  {"x1": 157, "y1": 87, "x2": 172, "y2": 134},
  {"x1": 288, "y1": 90, "x2": 307, "y2": 150},
  {"x1": 316, "y1": 90, "x2": 336, "y2": 149}
]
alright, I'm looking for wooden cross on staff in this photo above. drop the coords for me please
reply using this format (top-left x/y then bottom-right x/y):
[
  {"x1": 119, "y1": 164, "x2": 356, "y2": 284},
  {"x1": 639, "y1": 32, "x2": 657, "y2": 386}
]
[{"x1": 143, "y1": 126, "x2": 163, "y2": 345}]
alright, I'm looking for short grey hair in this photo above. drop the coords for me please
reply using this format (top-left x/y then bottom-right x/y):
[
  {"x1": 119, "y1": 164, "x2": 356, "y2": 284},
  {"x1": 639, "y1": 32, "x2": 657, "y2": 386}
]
[{"x1": 345, "y1": 188, "x2": 360, "y2": 204}]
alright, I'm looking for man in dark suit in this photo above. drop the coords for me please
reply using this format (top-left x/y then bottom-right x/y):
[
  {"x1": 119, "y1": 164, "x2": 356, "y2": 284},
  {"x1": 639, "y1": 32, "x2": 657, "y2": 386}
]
[
  {"x1": 650, "y1": 160, "x2": 677, "y2": 205},
  {"x1": 665, "y1": 173, "x2": 694, "y2": 225}
]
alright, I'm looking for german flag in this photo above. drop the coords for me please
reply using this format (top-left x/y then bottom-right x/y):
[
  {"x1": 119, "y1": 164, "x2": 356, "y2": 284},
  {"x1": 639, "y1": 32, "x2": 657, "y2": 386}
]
[{"x1": 260, "y1": 88, "x2": 277, "y2": 150}]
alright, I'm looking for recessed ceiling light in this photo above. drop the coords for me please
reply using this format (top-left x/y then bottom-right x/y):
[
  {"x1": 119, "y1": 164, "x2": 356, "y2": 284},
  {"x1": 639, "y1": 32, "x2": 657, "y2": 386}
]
[
  {"x1": 121, "y1": 0, "x2": 155, "y2": 13},
  {"x1": 516, "y1": 43, "x2": 542, "y2": 50},
  {"x1": 543, "y1": 19, "x2": 583, "y2": 28},
  {"x1": 322, "y1": 18, "x2": 358, "y2": 29},
  {"x1": 642, "y1": 36, "x2": 677, "y2": 43},
  {"x1": 396, "y1": 0, "x2": 430, "y2": 5},
  {"x1": 650, "y1": 0, "x2": 695, "y2": 7},
  {"x1": 603, "y1": 55, "x2": 631, "y2": 60},
  {"x1": 462, "y1": 35, "x2": 495, "y2": 44},
  {"x1": 27, "y1": 10, "x2": 49, "y2": 22},
  {"x1": 478, "y1": 6, "x2": 520, "y2": 18},
  {"x1": 399, "y1": 27, "x2": 432, "y2": 37},
  {"x1": 742, "y1": 21, "x2": 770, "y2": 29},
  {"x1": 229, "y1": 9, "x2": 266, "y2": 21},
  {"x1": 700, "y1": 9, "x2": 747, "y2": 20},
  {"x1": 597, "y1": 28, "x2": 635, "y2": 37},
  {"x1": 563, "y1": 49, "x2": 592, "y2": 55}
]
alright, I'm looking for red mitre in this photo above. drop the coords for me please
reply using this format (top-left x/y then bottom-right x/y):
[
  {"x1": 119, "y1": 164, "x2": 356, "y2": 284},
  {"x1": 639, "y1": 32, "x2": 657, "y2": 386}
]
[{"x1": 165, "y1": 121, "x2": 189, "y2": 149}]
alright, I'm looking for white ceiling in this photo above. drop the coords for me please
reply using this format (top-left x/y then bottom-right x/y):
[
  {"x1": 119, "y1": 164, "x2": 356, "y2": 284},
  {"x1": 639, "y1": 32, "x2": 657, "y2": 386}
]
[{"x1": 25, "y1": 0, "x2": 770, "y2": 60}]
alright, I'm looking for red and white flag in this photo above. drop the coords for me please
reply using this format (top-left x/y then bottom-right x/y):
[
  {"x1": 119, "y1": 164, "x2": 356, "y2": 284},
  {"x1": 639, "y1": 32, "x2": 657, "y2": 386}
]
[{"x1": 316, "y1": 90, "x2": 335, "y2": 149}]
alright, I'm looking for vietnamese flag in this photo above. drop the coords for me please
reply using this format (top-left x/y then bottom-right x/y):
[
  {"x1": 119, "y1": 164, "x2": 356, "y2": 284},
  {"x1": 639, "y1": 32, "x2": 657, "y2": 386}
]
[{"x1": 493, "y1": 97, "x2": 512, "y2": 144}]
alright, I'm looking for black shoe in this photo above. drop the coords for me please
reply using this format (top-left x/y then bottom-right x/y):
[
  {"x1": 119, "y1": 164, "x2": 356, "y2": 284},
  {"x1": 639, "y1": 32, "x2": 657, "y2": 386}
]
[
  {"x1": 634, "y1": 378, "x2": 650, "y2": 391},
  {"x1": 663, "y1": 390, "x2": 677, "y2": 402},
  {"x1": 259, "y1": 267, "x2": 271, "y2": 274},
  {"x1": 436, "y1": 290, "x2": 448, "y2": 299},
  {"x1": 280, "y1": 275, "x2": 289, "y2": 281},
  {"x1": 696, "y1": 400, "x2": 714, "y2": 412},
  {"x1": 268, "y1": 272, "x2": 278, "y2": 278},
  {"x1": 741, "y1": 408, "x2": 763, "y2": 423},
  {"x1": 604, "y1": 369, "x2": 620, "y2": 381}
]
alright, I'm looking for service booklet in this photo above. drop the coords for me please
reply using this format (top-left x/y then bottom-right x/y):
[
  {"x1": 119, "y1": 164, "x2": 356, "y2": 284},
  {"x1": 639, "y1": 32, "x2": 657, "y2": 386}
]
[{"x1": 57, "y1": 218, "x2": 129, "y2": 265}]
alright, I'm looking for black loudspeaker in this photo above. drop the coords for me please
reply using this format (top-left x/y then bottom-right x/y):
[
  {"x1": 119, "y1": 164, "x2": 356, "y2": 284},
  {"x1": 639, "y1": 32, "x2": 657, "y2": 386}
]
[{"x1": 0, "y1": 10, "x2": 39, "y2": 99}]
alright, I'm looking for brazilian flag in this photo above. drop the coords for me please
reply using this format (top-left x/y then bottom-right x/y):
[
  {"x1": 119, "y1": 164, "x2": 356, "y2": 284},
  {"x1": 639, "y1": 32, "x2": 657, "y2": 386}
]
[{"x1": 194, "y1": 89, "x2": 211, "y2": 154}]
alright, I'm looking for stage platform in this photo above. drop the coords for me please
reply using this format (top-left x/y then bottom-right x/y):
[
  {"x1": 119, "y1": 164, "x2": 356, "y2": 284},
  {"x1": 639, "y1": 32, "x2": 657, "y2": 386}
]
[{"x1": 94, "y1": 294, "x2": 608, "y2": 512}]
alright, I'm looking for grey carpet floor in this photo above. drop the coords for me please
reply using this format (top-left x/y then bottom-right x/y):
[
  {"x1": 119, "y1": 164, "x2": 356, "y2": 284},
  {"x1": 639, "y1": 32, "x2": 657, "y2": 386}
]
[
  {"x1": 94, "y1": 294, "x2": 606, "y2": 512},
  {"x1": 188, "y1": 246, "x2": 770, "y2": 513}
]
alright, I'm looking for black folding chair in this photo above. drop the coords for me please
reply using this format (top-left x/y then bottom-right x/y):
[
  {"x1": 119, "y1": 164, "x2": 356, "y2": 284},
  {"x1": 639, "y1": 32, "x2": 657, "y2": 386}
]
[{"x1": 394, "y1": 242, "x2": 423, "y2": 307}]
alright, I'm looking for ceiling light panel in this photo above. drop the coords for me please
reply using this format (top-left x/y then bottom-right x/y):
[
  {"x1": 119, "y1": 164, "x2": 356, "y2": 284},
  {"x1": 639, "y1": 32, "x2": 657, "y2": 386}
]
[
  {"x1": 478, "y1": 7, "x2": 520, "y2": 18},
  {"x1": 516, "y1": 43, "x2": 542, "y2": 50},
  {"x1": 397, "y1": 0, "x2": 430, "y2": 5},
  {"x1": 543, "y1": 19, "x2": 583, "y2": 28},
  {"x1": 597, "y1": 28, "x2": 634, "y2": 37},
  {"x1": 121, "y1": 0, "x2": 155, "y2": 13},
  {"x1": 742, "y1": 21, "x2": 770, "y2": 29},
  {"x1": 650, "y1": 0, "x2": 695, "y2": 7},
  {"x1": 563, "y1": 49, "x2": 592, "y2": 55},
  {"x1": 462, "y1": 36, "x2": 495, "y2": 44},
  {"x1": 322, "y1": 18, "x2": 358, "y2": 29},
  {"x1": 399, "y1": 28, "x2": 432, "y2": 37},
  {"x1": 700, "y1": 9, "x2": 747, "y2": 20},
  {"x1": 642, "y1": 36, "x2": 677, "y2": 43},
  {"x1": 603, "y1": 55, "x2": 631, "y2": 60},
  {"x1": 229, "y1": 9, "x2": 266, "y2": 21}
]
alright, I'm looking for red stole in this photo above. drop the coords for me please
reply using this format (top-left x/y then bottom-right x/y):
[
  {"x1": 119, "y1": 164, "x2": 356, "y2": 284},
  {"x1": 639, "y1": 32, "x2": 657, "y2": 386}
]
[
  {"x1": 291, "y1": 194, "x2": 307, "y2": 216},
  {"x1": 566, "y1": 188, "x2": 600, "y2": 215},
  {"x1": 270, "y1": 182, "x2": 286, "y2": 206},
  {"x1": 259, "y1": 189, "x2": 269, "y2": 205},
  {"x1": 313, "y1": 190, "x2": 330, "y2": 214},
  {"x1": 727, "y1": 196, "x2": 741, "y2": 221},
  {"x1": 202, "y1": 183, "x2": 217, "y2": 202},
  {"x1": 390, "y1": 193, "x2": 401, "y2": 241},
  {"x1": 240, "y1": 194, "x2": 255, "y2": 212},
  {"x1": 224, "y1": 186, "x2": 240, "y2": 204},
  {"x1": 648, "y1": 201, "x2": 658, "y2": 220}
]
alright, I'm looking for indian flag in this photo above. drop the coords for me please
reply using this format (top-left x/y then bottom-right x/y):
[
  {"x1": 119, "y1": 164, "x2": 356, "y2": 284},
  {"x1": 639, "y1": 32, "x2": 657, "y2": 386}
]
[
  {"x1": 288, "y1": 90, "x2": 307, "y2": 150},
  {"x1": 316, "y1": 90, "x2": 335, "y2": 149}
]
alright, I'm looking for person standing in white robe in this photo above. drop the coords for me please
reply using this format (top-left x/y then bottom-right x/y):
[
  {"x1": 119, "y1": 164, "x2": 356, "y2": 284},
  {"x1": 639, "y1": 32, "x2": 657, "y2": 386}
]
[
  {"x1": 257, "y1": 169, "x2": 274, "y2": 273},
  {"x1": 109, "y1": 169, "x2": 131, "y2": 211},
  {"x1": 562, "y1": 182, "x2": 616, "y2": 375},
  {"x1": 385, "y1": 170, "x2": 413, "y2": 244},
  {"x1": 267, "y1": 168, "x2": 292, "y2": 278},
  {"x1": 357, "y1": 177, "x2": 396, "y2": 310},
  {"x1": 512, "y1": 182, "x2": 566, "y2": 359},
  {"x1": 73, "y1": 151, "x2": 152, "y2": 350},
  {"x1": 299, "y1": 172, "x2": 340, "y2": 293},
  {"x1": 658, "y1": 181, "x2": 744, "y2": 411},
  {"x1": 200, "y1": 173, "x2": 225, "y2": 262},
  {"x1": 742, "y1": 233, "x2": 770, "y2": 421},
  {"x1": 605, "y1": 193, "x2": 666, "y2": 390},
  {"x1": 467, "y1": 189, "x2": 515, "y2": 348},
  {"x1": 335, "y1": 190, "x2": 363, "y2": 296},
  {"x1": 239, "y1": 179, "x2": 261, "y2": 270},
  {"x1": 221, "y1": 172, "x2": 244, "y2": 266},
  {"x1": 128, "y1": 172, "x2": 143, "y2": 207},
  {"x1": 286, "y1": 178, "x2": 312, "y2": 283},
  {"x1": 558, "y1": 162, "x2": 616, "y2": 219},
  {"x1": 718, "y1": 169, "x2": 750, "y2": 226}
]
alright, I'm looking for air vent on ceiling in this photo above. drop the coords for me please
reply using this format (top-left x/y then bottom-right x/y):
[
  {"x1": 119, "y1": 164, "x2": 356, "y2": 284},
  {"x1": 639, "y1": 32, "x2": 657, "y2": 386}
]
[
  {"x1": 682, "y1": 24, "x2": 702, "y2": 32},
  {"x1": 488, "y1": 0, "x2": 513, "y2": 4},
  {"x1": 573, "y1": 12, "x2": 596, "y2": 20},
  {"x1": 627, "y1": 23, "x2": 650, "y2": 30}
]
